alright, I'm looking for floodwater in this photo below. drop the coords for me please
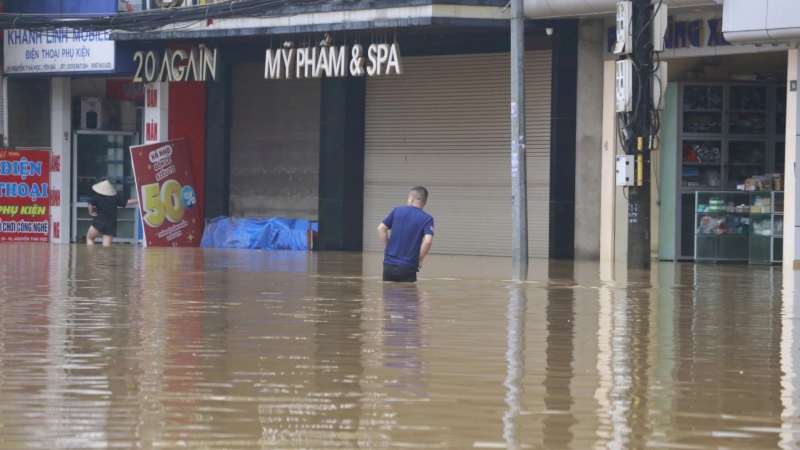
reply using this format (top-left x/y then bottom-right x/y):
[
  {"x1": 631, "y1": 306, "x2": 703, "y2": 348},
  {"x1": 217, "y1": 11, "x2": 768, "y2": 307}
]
[{"x1": 1, "y1": 245, "x2": 799, "y2": 449}]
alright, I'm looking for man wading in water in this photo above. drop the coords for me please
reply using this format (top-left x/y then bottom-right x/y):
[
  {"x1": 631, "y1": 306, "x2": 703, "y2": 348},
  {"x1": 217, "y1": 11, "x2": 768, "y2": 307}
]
[{"x1": 377, "y1": 186, "x2": 434, "y2": 283}]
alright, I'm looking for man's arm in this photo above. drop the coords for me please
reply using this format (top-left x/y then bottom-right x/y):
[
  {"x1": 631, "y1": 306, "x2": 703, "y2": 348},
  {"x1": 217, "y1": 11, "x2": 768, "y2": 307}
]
[
  {"x1": 378, "y1": 223, "x2": 390, "y2": 248},
  {"x1": 127, "y1": 199, "x2": 138, "y2": 206},
  {"x1": 419, "y1": 235, "x2": 433, "y2": 268}
]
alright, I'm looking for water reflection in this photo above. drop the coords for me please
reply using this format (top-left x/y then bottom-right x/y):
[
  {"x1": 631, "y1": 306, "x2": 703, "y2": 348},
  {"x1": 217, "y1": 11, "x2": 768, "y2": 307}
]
[
  {"x1": 311, "y1": 256, "x2": 364, "y2": 444},
  {"x1": 504, "y1": 282, "x2": 526, "y2": 450},
  {"x1": 673, "y1": 264, "x2": 783, "y2": 448},
  {"x1": 382, "y1": 283, "x2": 427, "y2": 397},
  {"x1": 542, "y1": 262, "x2": 576, "y2": 450},
  {"x1": 0, "y1": 245, "x2": 798, "y2": 448}
]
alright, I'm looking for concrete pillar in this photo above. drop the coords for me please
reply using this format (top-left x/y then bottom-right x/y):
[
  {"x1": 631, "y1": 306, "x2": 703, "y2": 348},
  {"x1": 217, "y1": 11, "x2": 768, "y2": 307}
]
[
  {"x1": 574, "y1": 19, "x2": 604, "y2": 260},
  {"x1": 143, "y1": 82, "x2": 169, "y2": 144},
  {"x1": 549, "y1": 20, "x2": 579, "y2": 260},
  {"x1": 318, "y1": 76, "x2": 366, "y2": 251},
  {"x1": 49, "y1": 78, "x2": 71, "y2": 244},
  {"x1": 786, "y1": 50, "x2": 798, "y2": 266},
  {"x1": 205, "y1": 59, "x2": 231, "y2": 220},
  {"x1": 600, "y1": 60, "x2": 618, "y2": 261}
]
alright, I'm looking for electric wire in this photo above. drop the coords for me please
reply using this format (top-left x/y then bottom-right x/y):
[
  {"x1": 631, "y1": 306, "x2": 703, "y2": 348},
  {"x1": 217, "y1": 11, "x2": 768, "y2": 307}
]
[
  {"x1": 619, "y1": 0, "x2": 663, "y2": 157},
  {"x1": 0, "y1": 0, "x2": 326, "y2": 33}
]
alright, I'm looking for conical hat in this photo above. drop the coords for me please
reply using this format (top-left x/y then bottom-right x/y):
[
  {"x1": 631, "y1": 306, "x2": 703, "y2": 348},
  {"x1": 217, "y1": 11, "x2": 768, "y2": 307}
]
[{"x1": 92, "y1": 180, "x2": 117, "y2": 196}]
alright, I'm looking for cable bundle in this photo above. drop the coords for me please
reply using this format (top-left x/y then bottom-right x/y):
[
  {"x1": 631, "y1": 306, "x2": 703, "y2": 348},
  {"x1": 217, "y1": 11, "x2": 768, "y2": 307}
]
[
  {"x1": 0, "y1": 0, "x2": 326, "y2": 33},
  {"x1": 617, "y1": 0, "x2": 663, "y2": 156}
]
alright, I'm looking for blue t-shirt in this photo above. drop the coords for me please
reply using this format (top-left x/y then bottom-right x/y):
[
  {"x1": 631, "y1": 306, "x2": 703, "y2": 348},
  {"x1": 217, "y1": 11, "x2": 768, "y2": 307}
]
[{"x1": 382, "y1": 206, "x2": 434, "y2": 269}]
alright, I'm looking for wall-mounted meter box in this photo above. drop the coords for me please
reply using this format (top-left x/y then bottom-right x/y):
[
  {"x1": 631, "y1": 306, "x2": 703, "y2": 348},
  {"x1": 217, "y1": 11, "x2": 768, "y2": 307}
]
[
  {"x1": 616, "y1": 155, "x2": 634, "y2": 186},
  {"x1": 614, "y1": 1, "x2": 632, "y2": 55},
  {"x1": 616, "y1": 59, "x2": 632, "y2": 113},
  {"x1": 652, "y1": 4, "x2": 668, "y2": 52}
]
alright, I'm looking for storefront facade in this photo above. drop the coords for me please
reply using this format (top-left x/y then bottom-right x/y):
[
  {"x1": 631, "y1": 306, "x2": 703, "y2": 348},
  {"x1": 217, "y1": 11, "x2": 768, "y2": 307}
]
[
  {"x1": 113, "y1": 0, "x2": 584, "y2": 258},
  {"x1": 2, "y1": 27, "x2": 211, "y2": 244},
  {"x1": 559, "y1": 4, "x2": 795, "y2": 265},
  {"x1": 2, "y1": 24, "x2": 141, "y2": 244}
]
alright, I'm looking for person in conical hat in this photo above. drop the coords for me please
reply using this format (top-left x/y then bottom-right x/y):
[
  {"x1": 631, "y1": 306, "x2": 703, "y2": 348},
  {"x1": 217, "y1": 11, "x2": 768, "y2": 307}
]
[{"x1": 86, "y1": 180, "x2": 138, "y2": 246}]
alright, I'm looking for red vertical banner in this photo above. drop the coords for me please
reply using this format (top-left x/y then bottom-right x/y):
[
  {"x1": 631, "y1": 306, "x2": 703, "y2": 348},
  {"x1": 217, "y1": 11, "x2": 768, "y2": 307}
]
[
  {"x1": 130, "y1": 139, "x2": 203, "y2": 247},
  {"x1": 0, "y1": 149, "x2": 50, "y2": 243}
]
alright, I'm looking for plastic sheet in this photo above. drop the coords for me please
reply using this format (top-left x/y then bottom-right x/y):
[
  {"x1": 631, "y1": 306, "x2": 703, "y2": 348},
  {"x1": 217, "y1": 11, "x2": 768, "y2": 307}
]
[{"x1": 200, "y1": 216, "x2": 316, "y2": 251}]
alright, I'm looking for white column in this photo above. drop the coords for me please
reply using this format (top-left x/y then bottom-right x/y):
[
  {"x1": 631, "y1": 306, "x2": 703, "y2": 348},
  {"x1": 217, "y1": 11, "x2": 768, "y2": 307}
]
[
  {"x1": 787, "y1": 50, "x2": 798, "y2": 266},
  {"x1": 49, "y1": 78, "x2": 71, "y2": 244},
  {"x1": 780, "y1": 265, "x2": 800, "y2": 449},
  {"x1": 143, "y1": 82, "x2": 169, "y2": 144},
  {"x1": 600, "y1": 60, "x2": 618, "y2": 261}
]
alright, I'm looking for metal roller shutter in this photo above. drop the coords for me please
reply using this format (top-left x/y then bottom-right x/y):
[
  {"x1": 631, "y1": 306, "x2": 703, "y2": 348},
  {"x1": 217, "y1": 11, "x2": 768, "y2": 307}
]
[
  {"x1": 363, "y1": 51, "x2": 552, "y2": 257},
  {"x1": 230, "y1": 62, "x2": 321, "y2": 220}
]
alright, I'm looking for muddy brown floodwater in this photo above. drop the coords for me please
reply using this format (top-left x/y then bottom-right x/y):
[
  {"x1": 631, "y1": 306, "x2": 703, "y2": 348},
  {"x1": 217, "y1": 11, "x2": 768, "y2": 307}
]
[{"x1": 1, "y1": 244, "x2": 800, "y2": 448}]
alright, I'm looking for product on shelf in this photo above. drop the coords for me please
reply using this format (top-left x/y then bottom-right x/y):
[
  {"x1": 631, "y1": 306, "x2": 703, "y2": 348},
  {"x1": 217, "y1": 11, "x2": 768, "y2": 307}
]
[
  {"x1": 753, "y1": 219, "x2": 772, "y2": 236},
  {"x1": 729, "y1": 113, "x2": 766, "y2": 134},
  {"x1": 697, "y1": 214, "x2": 750, "y2": 235},
  {"x1": 683, "y1": 166, "x2": 700, "y2": 182},
  {"x1": 684, "y1": 112, "x2": 722, "y2": 133},
  {"x1": 774, "y1": 219, "x2": 784, "y2": 236},
  {"x1": 682, "y1": 141, "x2": 721, "y2": 163},
  {"x1": 730, "y1": 87, "x2": 767, "y2": 110},
  {"x1": 701, "y1": 169, "x2": 721, "y2": 187},
  {"x1": 683, "y1": 86, "x2": 723, "y2": 110},
  {"x1": 729, "y1": 142, "x2": 766, "y2": 164}
]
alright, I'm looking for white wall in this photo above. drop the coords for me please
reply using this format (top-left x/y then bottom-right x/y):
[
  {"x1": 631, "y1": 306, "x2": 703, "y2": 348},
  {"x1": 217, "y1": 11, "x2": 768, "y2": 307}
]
[{"x1": 50, "y1": 78, "x2": 71, "y2": 244}]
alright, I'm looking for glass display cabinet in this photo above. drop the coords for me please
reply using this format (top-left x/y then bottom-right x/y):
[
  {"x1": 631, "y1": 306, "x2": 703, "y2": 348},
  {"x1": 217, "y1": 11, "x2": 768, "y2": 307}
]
[
  {"x1": 694, "y1": 191, "x2": 751, "y2": 262},
  {"x1": 694, "y1": 190, "x2": 784, "y2": 264},
  {"x1": 675, "y1": 82, "x2": 786, "y2": 260},
  {"x1": 71, "y1": 130, "x2": 140, "y2": 244},
  {"x1": 748, "y1": 191, "x2": 784, "y2": 264}
]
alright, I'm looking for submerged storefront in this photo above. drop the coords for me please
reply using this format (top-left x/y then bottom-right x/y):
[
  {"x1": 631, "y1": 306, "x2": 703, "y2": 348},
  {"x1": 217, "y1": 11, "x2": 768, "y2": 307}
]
[
  {"x1": 2, "y1": 25, "x2": 211, "y2": 245},
  {"x1": 2, "y1": 26, "x2": 143, "y2": 245},
  {"x1": 112, "y1": 1, "x2": 584, "y2": 258},
  {"x1": 587, "y1": 6, "x2": 794, "y2": 264},
  {"x1": 222, "y1": 30, "x2": 558, "y2": 257}
]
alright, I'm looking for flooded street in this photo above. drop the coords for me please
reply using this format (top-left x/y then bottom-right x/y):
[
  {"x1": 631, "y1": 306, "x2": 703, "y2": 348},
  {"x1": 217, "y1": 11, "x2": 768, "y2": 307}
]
[{"x1": 0, "y1": 244, "x2": 798, "y2": 448}]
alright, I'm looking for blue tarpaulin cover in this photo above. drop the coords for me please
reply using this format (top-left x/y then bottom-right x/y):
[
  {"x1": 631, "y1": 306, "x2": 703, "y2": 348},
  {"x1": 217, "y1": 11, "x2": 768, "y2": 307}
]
[{"x1": 200, "y1": 216, "x2": 316, "y2": 251}]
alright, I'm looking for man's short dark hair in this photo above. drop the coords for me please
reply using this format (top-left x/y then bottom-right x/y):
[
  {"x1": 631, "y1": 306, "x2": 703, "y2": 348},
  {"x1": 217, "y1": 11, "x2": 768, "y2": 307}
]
[{"x1": 410, "y1": 186, "x2": 428, "y2": 203}]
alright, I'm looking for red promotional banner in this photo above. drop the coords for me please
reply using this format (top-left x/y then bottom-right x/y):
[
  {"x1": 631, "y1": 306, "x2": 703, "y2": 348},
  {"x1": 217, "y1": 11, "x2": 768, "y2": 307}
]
[
  {"x1": 130, "y1": 139, "x2": 203, "y2": 247},
  {"x1": 0, "y1": 149, "x2": 50, "y2": 243}
]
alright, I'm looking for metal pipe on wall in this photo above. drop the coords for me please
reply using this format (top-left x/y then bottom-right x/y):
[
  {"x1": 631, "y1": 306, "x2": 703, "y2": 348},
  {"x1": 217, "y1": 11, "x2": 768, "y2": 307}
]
[{"x1": 511, "y1": 0, "x2": 528, "y2": 281}]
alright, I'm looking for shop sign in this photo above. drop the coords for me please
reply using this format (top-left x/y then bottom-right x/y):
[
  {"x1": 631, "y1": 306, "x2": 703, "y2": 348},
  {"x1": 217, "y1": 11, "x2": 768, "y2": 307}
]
[
  {"x1": 265, "y1": 43, "x2": 402, "y2": 80},
  {"x1": 4, "y1": 29, "x2": 115, "y2": 74},
  {"x1": 607, "y1": 17, "x2": 731, "y2": 53},
  {"x1": 133, "y1": 48, "x2": 217, "y2": 83},
  {"x1": 106, "y1": 79, "x2": 146, "y2": 101},
  {"x1": 0, "y1": 149, "x2": 50, "y2": 243},
  {"x1": 130, "y1": 138, "x2": 203, "y2": 247}
]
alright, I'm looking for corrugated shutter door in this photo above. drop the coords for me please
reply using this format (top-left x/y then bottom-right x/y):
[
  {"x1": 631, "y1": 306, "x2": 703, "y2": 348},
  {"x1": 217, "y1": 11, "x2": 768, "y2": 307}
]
[
  {"x1": 363, "y1": 51, "x2": 552, "y2": 257},
  {"x1": 230, "y1": 63, "x2": 321, "y2": 220}
]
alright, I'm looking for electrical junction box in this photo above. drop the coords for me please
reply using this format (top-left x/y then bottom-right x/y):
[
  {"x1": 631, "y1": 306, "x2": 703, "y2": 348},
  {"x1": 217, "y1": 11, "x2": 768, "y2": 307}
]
[
  {"x1": 616, "y1": 59, "x2": 632, "y2": 113},
  {"x1": 616, "y1": 155, "x2": 634, "y2": 187},
  {"x1": 614, "y1": 1, "x2": 632, "y2": 55},
  {"x1": 652, "y1": 4, "x2": 668, "y2": 52}
]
